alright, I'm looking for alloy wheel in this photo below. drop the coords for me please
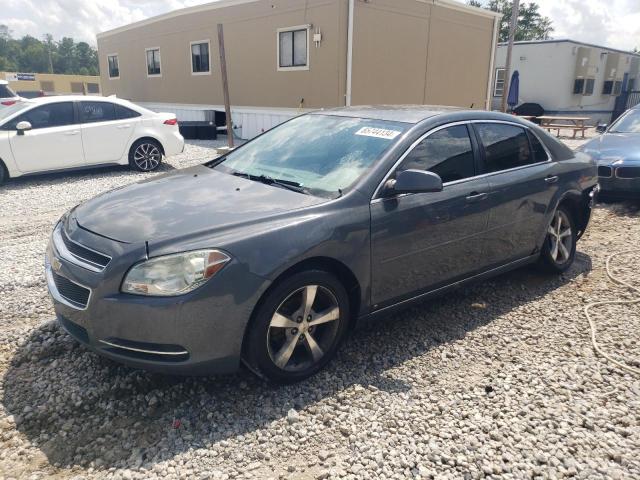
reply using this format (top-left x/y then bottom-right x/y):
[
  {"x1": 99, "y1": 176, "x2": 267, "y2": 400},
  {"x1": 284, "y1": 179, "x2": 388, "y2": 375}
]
[
  {"x1": 267, "y1": 285, "x2": 341, "y2": 372},
  {"x1": 134, "y1": 143, "x2": 162, "y2": 171},
  {"x1": 547, "y1": 209, "x2": 573, "y2": 264}
]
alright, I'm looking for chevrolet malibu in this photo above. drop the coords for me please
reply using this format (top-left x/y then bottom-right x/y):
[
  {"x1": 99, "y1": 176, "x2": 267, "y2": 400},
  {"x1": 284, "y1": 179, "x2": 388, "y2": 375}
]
[
  {"x1": 0, "y1": 95, "x2": 184, "y2": 185},
  {"x1": 46, "y1": 107, "x2": 598, "y2": 383}
]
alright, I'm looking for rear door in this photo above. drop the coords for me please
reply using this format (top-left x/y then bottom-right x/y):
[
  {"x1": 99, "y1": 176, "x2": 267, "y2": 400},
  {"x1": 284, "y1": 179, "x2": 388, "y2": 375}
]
[
  {"x1": 370, "y1": 124, "x2": 492, "y2": 307},
  {"x1": 473, "y1": 122, "x2": 557, "y2": 266},
  {"x1": 6, "y1": 101, "x2": 84, "y2": 173},
  {"x1": 79, "y1": 101, "x2": 140, "y2": 164}
]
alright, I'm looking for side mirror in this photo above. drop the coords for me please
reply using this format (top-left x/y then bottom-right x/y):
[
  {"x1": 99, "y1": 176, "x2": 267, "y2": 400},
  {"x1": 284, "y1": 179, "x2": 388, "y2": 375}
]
[
  {"x1": 386, "y1": 169, "x2": 443, "y2": 195},
  {"x1": 595, "y1": 124, "x2": 608, "y2": 134},
  {"x1": 16, "y1": 121, "x2": 32, "y2": 136}
]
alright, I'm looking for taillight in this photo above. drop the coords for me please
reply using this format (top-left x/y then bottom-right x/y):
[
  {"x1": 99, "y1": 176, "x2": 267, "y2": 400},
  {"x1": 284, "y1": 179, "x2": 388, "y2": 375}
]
[
  {"x1": 1, "y1": 100, "x2": 17, "y2": 106},
  {"x1": 163, "y1": 118, "x2": 178, "y2": 126}
]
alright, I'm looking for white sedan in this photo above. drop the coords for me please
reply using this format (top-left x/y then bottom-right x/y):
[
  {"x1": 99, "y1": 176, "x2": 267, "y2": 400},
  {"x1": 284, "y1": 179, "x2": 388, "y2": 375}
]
[{"x1": 0, "y1": 96, "x2": 185, "y2": 185}]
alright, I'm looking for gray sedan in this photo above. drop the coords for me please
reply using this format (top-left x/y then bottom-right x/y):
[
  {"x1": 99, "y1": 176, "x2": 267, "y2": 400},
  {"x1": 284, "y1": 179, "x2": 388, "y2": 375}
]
[
  {"x1": 45, "y1": 107, "x2": 598, "y2": 383},
  {"x1": 581, "y1": 107, "x2": 640, "y2": 199}
]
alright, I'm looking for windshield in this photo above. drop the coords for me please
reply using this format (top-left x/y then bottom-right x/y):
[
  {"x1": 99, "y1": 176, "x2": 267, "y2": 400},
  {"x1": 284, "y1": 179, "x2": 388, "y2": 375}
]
[
  {"x1": 213, "y1": 114, "x2": 409, "y2": 197},
  {"x1": 0, "y1": 84, "x2": 17, "y2": 98},
  {"x1": 609, "y1": 109, "x2": 640, "y2": 133}
]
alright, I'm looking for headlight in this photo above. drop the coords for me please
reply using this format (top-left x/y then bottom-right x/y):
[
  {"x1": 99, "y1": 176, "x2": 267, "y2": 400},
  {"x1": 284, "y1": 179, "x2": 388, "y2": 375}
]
[{"x1": 121, "y1": 250, "x2": 230, "y2": 296}]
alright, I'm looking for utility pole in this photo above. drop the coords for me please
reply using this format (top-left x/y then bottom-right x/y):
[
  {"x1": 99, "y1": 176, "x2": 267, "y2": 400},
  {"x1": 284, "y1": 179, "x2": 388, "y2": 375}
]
[
  {"x1": 501, "y1": 0, "x2": 520, "y2": 113},
  {"x1": 217, "y1": 24, "x2": 234, "y2": 148}
]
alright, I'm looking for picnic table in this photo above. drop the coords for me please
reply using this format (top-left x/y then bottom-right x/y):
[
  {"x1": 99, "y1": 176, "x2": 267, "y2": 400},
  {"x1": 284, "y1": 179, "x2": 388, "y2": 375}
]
[{"x1": 537, "y1": 116, "x2": 591, "y2": 139}]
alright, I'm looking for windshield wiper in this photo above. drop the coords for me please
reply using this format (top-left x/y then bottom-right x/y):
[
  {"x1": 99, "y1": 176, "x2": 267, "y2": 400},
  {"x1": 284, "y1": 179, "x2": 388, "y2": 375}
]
[{"x1": 232, "y1": 172, "x2": 308, "y2": 194}]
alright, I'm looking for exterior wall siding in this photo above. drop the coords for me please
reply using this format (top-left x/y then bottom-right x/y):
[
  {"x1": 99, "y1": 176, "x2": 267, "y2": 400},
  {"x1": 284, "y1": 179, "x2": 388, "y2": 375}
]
[
  {"x1": 98, "y1": 0, "x2": 497, "y2": 112},
  {"x1": 491, "y1": 41, "x2": 640, "y2": 125},
  {"x1": 350, "y1": 0, "x2": 494, "y2": 108},
  {"x1": 98, "y1": 0, "x2": 348, "y2": 109}
]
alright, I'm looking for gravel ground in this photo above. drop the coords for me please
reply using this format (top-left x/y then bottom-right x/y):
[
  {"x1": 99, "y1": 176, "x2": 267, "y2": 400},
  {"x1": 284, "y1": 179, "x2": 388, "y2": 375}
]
[{"x1": 1, "y1": 135, "x2": 639, "y2": 480}]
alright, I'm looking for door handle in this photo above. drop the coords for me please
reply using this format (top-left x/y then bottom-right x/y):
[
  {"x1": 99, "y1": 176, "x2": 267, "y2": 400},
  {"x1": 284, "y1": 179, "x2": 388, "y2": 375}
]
[
  {"x1": 116, "y1": 125, "x2": 131, "y2": 129},
  {"x1": 545, "y1": 175, "x2": 559, "y2": 184},
  {"x1": 466, "y1": 192, "x2": 489, "y2": 203},
  {"x1": 64, "y1": 130, "x2": 80, "y2": 136}
]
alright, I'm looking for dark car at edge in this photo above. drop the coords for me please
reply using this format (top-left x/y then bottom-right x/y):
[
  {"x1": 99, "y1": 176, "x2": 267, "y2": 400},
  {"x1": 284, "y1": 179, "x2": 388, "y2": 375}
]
[
  {"x1": 46, "y1": 106, "x2": 598, "y2": 383},
  {"x1": 580, "y1": 106, "x2": 640, "y2": 199}
]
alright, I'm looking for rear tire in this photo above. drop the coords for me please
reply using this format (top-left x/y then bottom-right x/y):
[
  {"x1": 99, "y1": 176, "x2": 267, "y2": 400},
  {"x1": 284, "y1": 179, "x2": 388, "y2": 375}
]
[
  {"x1": 243, "y1": 270, "x2": 350, "y2": 384},
  {"x1": 538, "y1": 204, "x2": 577, "y2": 273},
  {"x1": 129, "y1": 139, "x2": 163, "y2": 172}
]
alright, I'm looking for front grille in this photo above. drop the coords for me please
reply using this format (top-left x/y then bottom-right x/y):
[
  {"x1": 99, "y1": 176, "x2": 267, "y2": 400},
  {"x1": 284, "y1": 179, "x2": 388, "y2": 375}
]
[
  {"x1": 598, "y1": 166, "x2": 613, "y2": 177},
  {"x1": 616, "y1": 166, "x2": 640, "y2": 179},
  {"x1": 61, "y1": 231, "x2": 111, "y2": 270},
  {"x1": 52, "y1": 271, "x2": 90, "y2": 309}
]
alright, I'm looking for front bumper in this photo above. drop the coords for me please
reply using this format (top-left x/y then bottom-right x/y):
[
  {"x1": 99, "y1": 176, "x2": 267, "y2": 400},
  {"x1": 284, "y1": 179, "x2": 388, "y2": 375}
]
[
  {"x1": 597, "y1": 167, "x2": 640, "y2": 198},
  {"x1": 45, "y1": 219, "x2": 268, "y2": 375}
]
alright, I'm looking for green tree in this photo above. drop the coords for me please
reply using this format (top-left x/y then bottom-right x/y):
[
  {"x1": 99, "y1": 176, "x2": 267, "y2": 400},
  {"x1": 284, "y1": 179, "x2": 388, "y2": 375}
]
[
  {"x1": 0, "y1": 32, "x2": 99, "y2": 76},
  {"x1": 467, "y1": 0, "x2": 554, "y2": 42}
]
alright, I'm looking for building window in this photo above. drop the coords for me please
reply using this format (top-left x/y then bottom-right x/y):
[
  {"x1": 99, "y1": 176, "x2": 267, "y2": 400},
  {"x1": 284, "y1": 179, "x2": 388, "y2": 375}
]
[
  {"x1": 584, "y1": 78, "x2": 595, "y2": 96},
  {"x1": 573, "y1": 78, "x2": 585, "y2": 95},
  {"x1": 278, "y1": 27, "x2": 309, "y2": 71},
  {"x1": 613, "y1": 81, "x2": 623, "y2": 95},
  {"x1": 71, "y1": 82, "x2": 85, "y2": 94},
  {"x1": 40, "y1": 81, "x2": 54, "y2": 93},
  {"x1": 190, "y1": 40, "x2": 210, "y2": 74},
  {"x1": 493, "y1": 68, "x2": 506, "y2": 97},
  {"x1": 602, "y1": 80, "x2": 614, "y2": 95},
  {"x1": 87, "y1": 83, "x2": 100, "y2": 94},
  {"x1": 629, "y1": 78, "x2": 636, "y2": 91},
  {"x1": 146, "y1": 48, "x2": 162, "y2": 77},
  {"x1": 107, "y1": 54, "x2": 119, "y2": 78}
]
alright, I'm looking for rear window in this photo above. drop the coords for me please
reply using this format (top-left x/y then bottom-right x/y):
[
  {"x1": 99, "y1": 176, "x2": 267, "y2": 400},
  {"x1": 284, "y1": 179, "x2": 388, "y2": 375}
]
[
  {"x1": 527, "y1": 131, "x2": 549, "y2": 163},
  {"x1": 0, "y1": 84, "x2": 17, "y2": 98},
  {"x1": 115, "y1": 104, "x2": 141, "y2": 119}
]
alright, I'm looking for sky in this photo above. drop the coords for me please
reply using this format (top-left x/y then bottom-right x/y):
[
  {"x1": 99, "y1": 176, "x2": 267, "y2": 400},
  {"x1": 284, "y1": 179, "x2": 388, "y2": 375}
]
[{"x1": 2, "y1": 0, "x2": 640, "y2": 51}]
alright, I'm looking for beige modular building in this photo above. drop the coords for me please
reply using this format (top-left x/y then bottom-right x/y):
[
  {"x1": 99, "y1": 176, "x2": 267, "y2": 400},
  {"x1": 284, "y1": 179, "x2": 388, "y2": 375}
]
[
  {"x1": 97, "y1": 0, "x2": 500, "y2": 139},
  {"x1": 0, "y1": 72, "x2": 101, "y2": 96}
]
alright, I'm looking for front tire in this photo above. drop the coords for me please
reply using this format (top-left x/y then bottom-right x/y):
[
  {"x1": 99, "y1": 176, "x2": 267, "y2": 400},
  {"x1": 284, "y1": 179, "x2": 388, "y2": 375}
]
[
  {"x1": 0, "y1": 161, "x2": 8, "y2": 186},
  {"x1": 243, "y1": 270, "x2": 350, "y2": 384},
  {"x1": 129, "y1": 139, "x2": 163, "y2": 172},
  {"x1": 538, "y1": 205, "x2": 577, "y2": 273}
]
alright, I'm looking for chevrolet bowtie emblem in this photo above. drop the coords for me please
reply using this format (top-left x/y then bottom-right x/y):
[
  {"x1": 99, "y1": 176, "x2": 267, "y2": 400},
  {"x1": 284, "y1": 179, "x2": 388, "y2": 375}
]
[{"x1": 51, "y1": 256, "x2": 62, "y2": 272}]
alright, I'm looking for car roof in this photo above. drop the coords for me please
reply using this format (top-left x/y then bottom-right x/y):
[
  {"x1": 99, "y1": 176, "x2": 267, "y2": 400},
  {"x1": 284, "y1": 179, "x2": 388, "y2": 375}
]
[
  {"x1": 20, "y1": 95, "x2": 124, "y2": 105},
  {"x1": 312, "y1": 105, "x2": 522, "y2": 124},
  {"x1": 312, "y1": 105, "x2": 463, "y2": 123}
]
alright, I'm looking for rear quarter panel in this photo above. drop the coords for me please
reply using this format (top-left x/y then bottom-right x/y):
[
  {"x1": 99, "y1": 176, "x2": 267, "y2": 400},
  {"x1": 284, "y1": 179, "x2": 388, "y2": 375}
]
[{"x1": 538, "y1": 150, "x2": 597, "y2": 247}]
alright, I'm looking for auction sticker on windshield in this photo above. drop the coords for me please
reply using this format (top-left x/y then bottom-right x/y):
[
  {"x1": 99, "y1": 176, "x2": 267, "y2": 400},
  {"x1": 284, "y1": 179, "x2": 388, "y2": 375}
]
[{"x1": 355, "y1": 127, "x2": 402, "y2": 140}]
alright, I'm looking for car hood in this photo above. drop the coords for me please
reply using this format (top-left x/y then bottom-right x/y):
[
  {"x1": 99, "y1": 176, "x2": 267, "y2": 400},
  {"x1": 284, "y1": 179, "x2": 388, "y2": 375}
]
[
  {"x1": 73, "y1": 165, "x2": 327, "y2": 244},
  {"x1": 582, "y1": 133, "x2": 640, "y2": 164}
]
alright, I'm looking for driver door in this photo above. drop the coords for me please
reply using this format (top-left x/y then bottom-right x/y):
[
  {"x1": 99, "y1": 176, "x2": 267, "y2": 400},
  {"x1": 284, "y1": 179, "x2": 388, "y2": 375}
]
[
  {"x1": 7, "y1": 101, "x2": 85, "y2": 173},
  {"x1": 370, "y1": 124, "x2": 492, "y2": 307}
]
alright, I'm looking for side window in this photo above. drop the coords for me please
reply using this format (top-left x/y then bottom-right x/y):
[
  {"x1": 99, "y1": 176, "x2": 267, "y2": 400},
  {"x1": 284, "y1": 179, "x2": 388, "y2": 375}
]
[
  {"x1": 527, "y1": 130, "x2": 549, "y2": 163},
  {"x1": 278, "y1": 28, "x2": 308, "y2": 70},
  {"x1": 398, "y1": 125, "x2": 475, "y2": 183},
  {"x1": 114, "y1": 104, "x2": 141, "y2": 120},
  {"x1": 8, "y1": 102, "x2": 75, "y2": 130},
  {"x1": 80, "y1": 102, "x2": 116, "y2": 124},
  {"x1": 475, "y1": 123, "x2": 534, "y2": 173}
]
